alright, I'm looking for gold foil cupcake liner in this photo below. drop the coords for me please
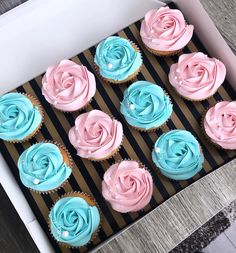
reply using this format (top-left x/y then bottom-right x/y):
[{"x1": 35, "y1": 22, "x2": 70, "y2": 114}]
[
  {"x1": 48, "y1": 191, "x2": 102, "y2": 249},
  {"x1": 94, "y1": 40, "x2": 143, "y2": 85},
  {"x1": 8, "y1": 93, "x2": 44, "y2": 143},
  {"x1": 29, "y1": 140, "x2": 73, "y2": 194}
]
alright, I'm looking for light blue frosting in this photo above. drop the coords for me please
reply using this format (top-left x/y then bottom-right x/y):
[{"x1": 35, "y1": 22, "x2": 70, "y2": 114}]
[
  {"x1": 94, "y1": 36, "x2": 142, "y2": 81},
  {"x1": 120, "y1": 81, "x2": 173, "y2": 130},
  {"x1": 49, "y1": 196, "x2": 100, "y2": 247},
  {"x1": 18, "y1": 143, "x2": 72, "y2": 191},
  {"x1": 0, "y1": 93, "x2": 42, "y2": 141},
  {"x1": 152, "y1": 130, "x2": 204, "y2": 180}
]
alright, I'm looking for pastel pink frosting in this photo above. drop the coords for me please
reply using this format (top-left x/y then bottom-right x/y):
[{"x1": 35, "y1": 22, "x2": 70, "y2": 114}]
[
  {"x1": 169, "y1": 52, "x2": 226, "y2": 100},
  {"x1": 140, "y1": 7, "x2": 194, "y2": 51},
  {"x1": 204, "y1": 101, "x2": 236, "y2": 150},
  {"x1": 68, "y1": 110, "x2": 123, "y2": 160},
  {"x1": 42, "y1": 59, "x2": 96, "y2": 111},
  {"x1": 102, "y1": 160, "x2": 153, "y2": 213}
]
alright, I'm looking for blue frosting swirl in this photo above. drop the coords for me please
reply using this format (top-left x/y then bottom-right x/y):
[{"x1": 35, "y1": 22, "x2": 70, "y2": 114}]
[
  {"x1": 152, "y1": 130, "x2": 204, "y2": 180},
  {"x1": 120, "y1": 81, "x2": 173, "y2": 130},
  {"x1": 94, "y1": 36, "x2": 142, "y2": 81},
  {"x1": 49, "y1": 196, "x2": 100, "y2": 247},
  {"x1": 18, "y1": 143, "x2": 72, "y2": 191},
  {"x1": 0, "y1": 93, "x2": 42, "y2": 141}
]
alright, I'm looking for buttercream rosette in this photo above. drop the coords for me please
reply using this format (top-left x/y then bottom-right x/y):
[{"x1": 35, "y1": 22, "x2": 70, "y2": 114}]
[
  {"x1": 152, "y1": 130, "x2": 204, "y2": 180},
  {"x1": 102, "y1": 160, "x2": 153, "y2": 213},
  {"x1": 69, "y1": 110, "x2": 123, "y2": 161},
  {"x1": 169, "y1": 52, "x2": 226, "y2": 101},
  {"x1": 140, "y1": 7, "x2": 194, "y2": 55},
  {"x1": 42, "y1": 59, "x2": 96, "y2": 112},
  {"x1": 203, "y1": 101, "x2": 236, "y2": 150}
]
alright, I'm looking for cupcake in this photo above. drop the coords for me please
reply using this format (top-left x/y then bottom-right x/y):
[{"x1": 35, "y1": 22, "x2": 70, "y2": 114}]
[
  {"x1": 120, "y1": 81, "x2": 173, "y2": 131},
  {"x1": 17, "y1": 142, "x2": 72, "y2": 193},
  {"x1": 152, "y1": 130, "x2": 204, "y2": 180},
  {"x1": 94, "y1": 36, "x2": 142, "y2": 84},
  {"x1": 0, "y1": 92, "x2": 43, "y2": 142},
  {"x1": 42, "y1": 59, "x2": 96, "y2": 112},
  {"x1": 69, "y1": 110, "x2": 123, "y2": 161},
  {"x1": 102, "y1": 160, "x2": 153, "y2": 213},
  {"x1": 49, "y1": 192, "x2": 100, "y2": 248},
  {"x1": 203, "y1": 101, "x2": 236, "y2": 150},
  {"x1": 169, "y1": 52, "x2": 226, "y2": 101},
  {"x1": 140, "y1": 7, "x2": 194, "y2": 56}
]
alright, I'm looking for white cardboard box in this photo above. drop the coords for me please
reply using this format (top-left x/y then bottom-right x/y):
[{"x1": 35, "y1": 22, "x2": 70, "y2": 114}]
[{"x1": 0, "y1": 1, "x2": 235, "y2": 252}]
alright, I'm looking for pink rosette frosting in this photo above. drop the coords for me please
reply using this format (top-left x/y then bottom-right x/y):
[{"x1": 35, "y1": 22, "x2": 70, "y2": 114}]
[
  {"x1": 140, "y1": 7, "x2": 194, "y2": 51},
  {"x1": 102, "y1": 160, "x2": 153, "y2": 213},
  {"x1": 42, "y1": 59, "x2": 96, "y2": 111},
  {"x1": 68, "y1": 110, "x2": 123, "y2": 160},
  {"x1": 169, "y1": 52, "x2": 226, "y2": 100},
  {"x1": 204, "y1": 101, "x2": 236, "y2": 150}
]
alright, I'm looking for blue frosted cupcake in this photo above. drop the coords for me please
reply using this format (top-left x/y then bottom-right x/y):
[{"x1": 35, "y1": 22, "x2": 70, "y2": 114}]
[
  {"x1": 49, "y1": 192, "x2": 100, "y2": 248},
  {"x1": 0, "y1": 92, "x2": 43, "y2": 142},
  {"x1": 94, "y1": 36, "x2": 142, "y2": 84},
  {"x1": 18, "y1": 141, "x2": 72, "y2": 193},
  {"x1": 152, "y1": 130, "x2": 204, "y2": 180},
  {"x1": 120, "y1": 81, "x2": 173, "y2": 131}
]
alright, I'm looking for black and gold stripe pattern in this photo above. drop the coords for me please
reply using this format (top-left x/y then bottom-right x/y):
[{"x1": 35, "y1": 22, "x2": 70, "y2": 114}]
[{"x1": 0, "y1": 10, "x2": 235, "y2": 253}]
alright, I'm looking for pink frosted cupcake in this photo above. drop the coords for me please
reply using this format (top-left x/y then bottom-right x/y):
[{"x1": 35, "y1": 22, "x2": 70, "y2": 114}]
[
  {"x1": 169, "y1": 52, "x2": 226, "y2": 101},
  {"x1": 69, "y1": 110, "x2": 123, "y2": 161},
  {"x1": 140, "y1": 7, "x2": 194, "y2": 56},
  {"x1": 42, "y1": 59, "x2": 96, "y2": 112},
  {"x1": 203, "y1": 101, "x2": 236, "y2": 150},
  {"x1": 102, "y1": 160, "x2": 153, "y2": 213}
]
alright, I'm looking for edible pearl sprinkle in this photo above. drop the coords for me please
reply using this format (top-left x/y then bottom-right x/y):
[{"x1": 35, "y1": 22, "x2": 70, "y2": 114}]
[
  {"x1": 56, "y1": 89, "x2": 59, "y2": 92},
  {"x1": 75, "y1": 127, "x2": 79, "y2": 131},
  {"x1": 179, "y1": 81, "x2": 183, "y2": 85},
  {"x1": 155, "y1": 147, "x2": 161, "y2": 153},
  {"x1": 176, "y1": 69, "x2": 180, "y2": 73},
  {"x1": 77, "y1": 140, "x2": 80, "y2": 143},
  {"x1": 62, "y1": 231, "x2": 69, "y2": 238},
  {"x1": 152, "y1": 39, "x2": 156, "y2": 43},
  {"x1": 33, "y1": 178, "x2": 40, "y2": 185},
  {"x1": 151, "y1": 30, "x2": 154, "y2": 34},
  {"x1": 107, "y1": 63, "x2": 113, "y2": 69},
  {"x1": 54, "y1": 101, "x2": 58, "y2": 105},
  {"x1": 129, "y1": 104, "x2": 135, "y2": 110},
  {"x1": 115, "y1": 196, "x2": 118, "y2": 199},
  {"x1": 174, "y1": 76, "x2": 178, "y2": 80}
]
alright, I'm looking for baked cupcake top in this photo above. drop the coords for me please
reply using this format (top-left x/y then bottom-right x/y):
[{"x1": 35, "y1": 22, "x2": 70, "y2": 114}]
[
  {"x1": 42, "y1": 60, "x2": 96, "y2": 111},
  {"x1": 169, "y1": 52, "x2": 226, "y2": 100},
  {"x1": 18, "y1": 143, "x2": 72, "y2": 192},
  {"x1": 102, "y1": 160, "x2": 153, "y2": 213},
  {"x1": 49, "y1": 196, "x2": 100, "y2": 247},
  {"x1": 0, "y1": 93, "x2": 42, "y2": 142},
  {"x1": 204, "y1": 101, "x2": 236, "y2": 149},
  {"x1": 69, "y1": 110, "x2": 123, "y2": 160},
  {"x1": 94, "y1": 36, "x2": 142, "y2": 81},
  {"x1": 152, "y1": 130, "x2": 204, "y2": 180},
  {"x1": 140, "y1": 7, "x2": 194, "y2": 52},
  {"x1": 120, "y1": 81, "x2": 173, "y2": 130}
]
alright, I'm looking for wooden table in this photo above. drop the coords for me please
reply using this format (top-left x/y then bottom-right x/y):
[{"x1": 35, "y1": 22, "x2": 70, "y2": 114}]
[{"x1": 0, "y1": 1, "x2": 235, "y2": 253}]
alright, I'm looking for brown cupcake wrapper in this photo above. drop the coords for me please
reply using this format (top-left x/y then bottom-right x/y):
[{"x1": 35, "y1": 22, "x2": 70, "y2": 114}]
[
  {"x1": 94, "y1": 40, "x2": 143, "y2": 84},
  {"x1": 8, "y1": 93, "x2": 44, "y2": 143},
  {"x1": 29, "y1": 140, "x2": 73, "y2": 194},
  {"x1": 48, "y1": 191, "x2": 102, "y2": 249},
  {"x1": 144, "y1": 43, "x2": 183, "y2": 57}
]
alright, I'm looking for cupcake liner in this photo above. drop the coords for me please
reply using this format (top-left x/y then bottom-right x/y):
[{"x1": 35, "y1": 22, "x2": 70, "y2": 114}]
[
  {"x1": 9, "y1": 93, "x2": 44, "y2": 143},
  {"x1": 29, "y1": 140, "x2": 73, "y2": 194},
  {"x1": 48, "y1": 191, "x2": 101, "y2": 249},
  {"x1": 104, "y1": 159, "x2": 153, "y2": 212},
  {"x1": 94, "y1": 40, "x2": 143, "y2": 85},
  {"x1": 144, "y1": 43, "x2": 183, "y2": 57}
]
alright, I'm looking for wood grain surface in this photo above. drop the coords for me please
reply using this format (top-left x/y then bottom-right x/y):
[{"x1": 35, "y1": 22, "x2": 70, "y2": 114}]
[{"x1": 0, "y1": 0, "x2": 27, "y2": 15}]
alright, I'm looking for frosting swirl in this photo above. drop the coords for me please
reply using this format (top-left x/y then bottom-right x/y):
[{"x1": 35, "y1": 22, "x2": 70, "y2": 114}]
[
  {"x1": 102, "y1": 160, "x2": 153, "y2": 213},
  {"x1": 18, "y1": 143, "x2": 72, "y2": 191},
  {"x1": 69, "y1": 110, "x2": 123, "y2": 160},
  {"x1": 140, "y1": 7, "x2": 194, "y2": 51},
  {"x1": 152, "y1": 130, "x2": 204, "y2": 180},
  {"x1": 49, "y1": 196, "x2": 100, "y2": 247},
  {"x1": 42, "y1": 60, "x2": 96, "y2": 111},
  {"x1": 120, "y1": 81, "x2": 173, "y2": 130},
  {"x1": 169, "y1": 52, "x2": 226, "y2": 100},
  {"x1": 204, "y1": 101, "x2": 236, "y2": 149},
  {"x1": 94, "y1": 36, "x2": 142, "y2": 81},
  {"x1": 0, "y1": 93, "x2": 42, "y2": 141}
]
